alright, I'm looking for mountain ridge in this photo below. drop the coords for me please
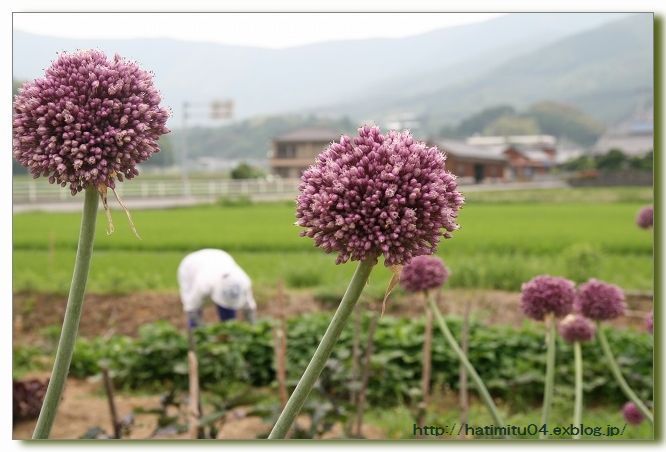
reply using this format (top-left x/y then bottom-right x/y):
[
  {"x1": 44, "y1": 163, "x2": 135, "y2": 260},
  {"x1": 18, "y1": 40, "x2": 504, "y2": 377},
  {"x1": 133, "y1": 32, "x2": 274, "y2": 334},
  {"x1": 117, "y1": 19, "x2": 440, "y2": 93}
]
[{"x1": 13, "y1": 13, "x2": 629, "y2": 123}]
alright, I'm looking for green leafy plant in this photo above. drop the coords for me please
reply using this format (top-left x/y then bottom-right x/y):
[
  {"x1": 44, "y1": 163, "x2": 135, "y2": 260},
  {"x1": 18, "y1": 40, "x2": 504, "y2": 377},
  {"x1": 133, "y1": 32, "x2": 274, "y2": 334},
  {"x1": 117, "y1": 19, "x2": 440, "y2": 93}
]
[
  {"x1": 15, "y1": 315, "x2": 645, "y2": 410},
  {"x1": 562, "y1": 244, "x2": 602, "y2": 283}
]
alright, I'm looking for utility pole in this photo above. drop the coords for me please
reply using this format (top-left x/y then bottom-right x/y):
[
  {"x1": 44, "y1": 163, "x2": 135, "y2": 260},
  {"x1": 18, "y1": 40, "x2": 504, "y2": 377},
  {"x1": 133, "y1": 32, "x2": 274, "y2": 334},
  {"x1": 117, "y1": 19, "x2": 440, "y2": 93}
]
[{"x1": 179, "y1": 100, "x2": 234, "y2": 198}]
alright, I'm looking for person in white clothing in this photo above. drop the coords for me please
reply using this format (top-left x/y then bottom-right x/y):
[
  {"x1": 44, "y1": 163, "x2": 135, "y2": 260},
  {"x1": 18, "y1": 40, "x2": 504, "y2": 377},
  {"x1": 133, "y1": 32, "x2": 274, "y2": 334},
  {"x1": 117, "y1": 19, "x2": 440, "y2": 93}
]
[{"x1": 177, "y1": 249, "x2": 257, "y2": 328}]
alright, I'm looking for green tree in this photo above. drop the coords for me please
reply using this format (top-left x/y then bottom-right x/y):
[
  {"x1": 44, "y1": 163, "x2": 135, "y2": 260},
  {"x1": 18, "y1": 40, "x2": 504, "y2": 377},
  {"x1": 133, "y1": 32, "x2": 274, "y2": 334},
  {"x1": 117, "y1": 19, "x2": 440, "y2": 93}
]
[
  {"x1": 529, "y1": 101, "x2": 604, "y2": 146},
  {"x1": 560, "y1": 155, "x2": 596, "y2": 171},
  {"x1": 629, "y1": 150, "x2": 653, "y2": 171},
  {"x1": 483, "y1": 115, "x2": 540, "y2": 136},
  {"x1": 142, "y1": 136, "x2": 176, "y2": 168},
  {"x1": 455, "y1": 105, "x2": 515, "y2": 137},
  {"x1": 595, "y1": 149, "x2": 628, "y2": 170},
  {"x1": 230, "y1": 162, "x2": 264, "y2": 180}
]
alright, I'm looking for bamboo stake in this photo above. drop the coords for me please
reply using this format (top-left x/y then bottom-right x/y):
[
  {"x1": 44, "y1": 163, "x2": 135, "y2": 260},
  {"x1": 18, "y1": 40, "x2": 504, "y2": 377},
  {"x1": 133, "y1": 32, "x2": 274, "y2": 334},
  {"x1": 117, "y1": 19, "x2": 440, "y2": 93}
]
[
  {"x1": 418, "y1": 292, "x2": 433, "y2": 426},
  {"x1": 187, "y1": 329, "x2": 202, "y2": 439},
  {"x1": 101, "y1": 365, "x2": 121, "y2": 439},
  {"x1": 269, "y1": 260, "x2": 375, "y2": 439},
  {"x1": 346, "y1": 305, "x2": 362, "y2": 437},
  {"x1": 274, "y1": 280, "x2": 289, "y2": 408},
  {"x1": 355, "y1": 312, "x2": 379, "y2": 437},
  {"x1": 351, "y1": 306, "x2": 361, "y2": 405}
]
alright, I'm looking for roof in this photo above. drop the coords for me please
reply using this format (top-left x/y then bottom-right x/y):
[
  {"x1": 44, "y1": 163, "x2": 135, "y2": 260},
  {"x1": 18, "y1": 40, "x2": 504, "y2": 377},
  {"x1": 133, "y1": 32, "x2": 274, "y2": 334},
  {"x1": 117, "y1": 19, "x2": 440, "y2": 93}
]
[
  {"x1": 521, "y1": 149, "x2": 553, "y2": 163},
  {"x1": 466, "y1": 134, "x2": 557, "y2": 147},
  {"x1": 274, "y1": 127, "x2": 340, "y2": 143},
  {"x1": 554, "y1": 148, "x2": 584, "y2": 164},
  {"x1": 436, "y1": 139, "x2": 507, "y2": 162}
]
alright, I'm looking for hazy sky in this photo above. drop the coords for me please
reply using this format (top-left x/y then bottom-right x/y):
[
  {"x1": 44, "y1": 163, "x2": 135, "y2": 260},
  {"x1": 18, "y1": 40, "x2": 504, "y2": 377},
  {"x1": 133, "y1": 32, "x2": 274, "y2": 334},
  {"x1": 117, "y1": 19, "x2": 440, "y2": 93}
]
[{"x1": 13, "y1": 12, "x2": 504, "y2": 48}]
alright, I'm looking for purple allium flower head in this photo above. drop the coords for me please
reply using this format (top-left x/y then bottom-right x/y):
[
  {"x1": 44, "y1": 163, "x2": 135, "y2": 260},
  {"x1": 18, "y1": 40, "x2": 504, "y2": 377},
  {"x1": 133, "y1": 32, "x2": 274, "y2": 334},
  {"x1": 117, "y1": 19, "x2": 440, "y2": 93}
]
[
  {"x1": 622, "y1": 402, "x2": 644, "y2": 425},
  {"x1": 520, "y1": 275, "x2": 575, "y2": 321},
  {"x1": 400, "y1": 255, "x2": 449, "y2": 293},
  {"x1": 575, "y1": 279, "x2": 626, "y2": 321},
  {"x1": 636, "y1": 205, "x2": 653, "y2": 229},
  {"x1": 558, "y1": 314, "x2": 596, "y2": 343},
  {"x1": 13, "y1": 50, "x2": 170, "y2": 195},
  {"x1": 645, "y1": 312, "x2": 653, "y2": 334},
  {"x1": 296, "y1": 125, "x2": 464, "y2": 266}
]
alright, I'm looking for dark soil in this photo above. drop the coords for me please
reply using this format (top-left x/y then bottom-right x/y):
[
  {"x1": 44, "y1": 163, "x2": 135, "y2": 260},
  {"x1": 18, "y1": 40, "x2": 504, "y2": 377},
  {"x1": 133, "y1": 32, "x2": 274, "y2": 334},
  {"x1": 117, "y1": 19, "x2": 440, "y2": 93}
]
[{"x1": 13, "y1": 289, "x2": 652, "y2": 345}]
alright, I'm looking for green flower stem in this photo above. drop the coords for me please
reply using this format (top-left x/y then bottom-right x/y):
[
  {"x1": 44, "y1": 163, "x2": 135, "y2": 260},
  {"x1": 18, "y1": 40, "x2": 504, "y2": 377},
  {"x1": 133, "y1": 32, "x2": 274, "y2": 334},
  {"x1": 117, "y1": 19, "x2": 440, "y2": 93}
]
[
  {"x1": 573, "y1": 341, "x2": 583, "y2": 440},
  {"x1": 597, "y1": 324, "x2": 653, "y2": 424},
  {"x1": 268, "y1": 259, "x2": 375, "y2": 439},
  {"x1": 540, "y1": 315, "x2": 556, "y2": 439},
  {"x1": 33, "y1": 187, "x2": 99, "y2": 439},
  {"x1": 427, "y1": 294, "x2": 507, "y2": 437}
]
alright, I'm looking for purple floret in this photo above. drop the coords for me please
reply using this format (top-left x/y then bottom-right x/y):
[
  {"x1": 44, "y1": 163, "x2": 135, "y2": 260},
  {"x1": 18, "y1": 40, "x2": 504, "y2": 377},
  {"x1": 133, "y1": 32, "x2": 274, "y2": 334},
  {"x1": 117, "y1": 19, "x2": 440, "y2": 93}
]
[
  {"x1": 645, "y1": 312, "x2": 653, "y2": 334},
  {"x1": 520, "y1": 275, "x2": 575, "y2": 321},
  {"x1": 558, "y1": 314, "x2": 596, "y2": 343},
  {"x1": 296, "y1": 125, "x2": 464, "y2": 266},
  {"x1": 636, "y1": 206, "x2": 653, "y2": 229},
  {"x1": 13, "y1": 50, "x2": 170, "y2": 195},
  {"x1": 400, "y1": 255, "x2": 449, "y2": 293},
  {"x1": 622, "y1": 402, "x2": 644, "y2": 425},
  {"x1": 576, "y1": 279, "x2": 626, "y2": 321}
]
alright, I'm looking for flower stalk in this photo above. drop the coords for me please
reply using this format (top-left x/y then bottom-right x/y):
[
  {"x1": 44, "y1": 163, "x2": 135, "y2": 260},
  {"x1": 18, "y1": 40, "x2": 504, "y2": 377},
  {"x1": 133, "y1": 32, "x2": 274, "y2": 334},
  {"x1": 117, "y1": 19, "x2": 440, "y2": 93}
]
[
  {"x1": 573, "y1": 341, "x2": 583, "y2": 439},
  {"x1": 540, "y1": 314, "x2": 557, "y2": 439},
  {"x1": 427, "y1": 294, "x2": 506, "y2": 436},
  {"x1": 33, "y1": 186, "x2": 99, "y2": 439},
  {"x1": 268, "y1": 259, "x2": 375, "y2": 439},
  {"x1": 597, "y1": 325, "x2": 653, "y2": 424}
]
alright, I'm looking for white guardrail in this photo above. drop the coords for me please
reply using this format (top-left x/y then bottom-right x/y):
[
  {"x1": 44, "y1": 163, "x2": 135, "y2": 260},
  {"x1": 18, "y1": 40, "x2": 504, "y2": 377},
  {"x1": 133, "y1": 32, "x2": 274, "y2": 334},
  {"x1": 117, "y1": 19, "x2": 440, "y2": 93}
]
[
  {"x1": 13, "y1": 178, "x2": 304, "y2": 203},
  {"x1": 13, "y1": 176, "x2": 569, "y2": 206}
]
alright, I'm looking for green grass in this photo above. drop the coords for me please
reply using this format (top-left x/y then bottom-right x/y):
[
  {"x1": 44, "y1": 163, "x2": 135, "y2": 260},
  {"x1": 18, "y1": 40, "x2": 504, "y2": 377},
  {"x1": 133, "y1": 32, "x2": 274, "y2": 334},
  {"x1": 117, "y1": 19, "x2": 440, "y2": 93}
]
[
  {"x1": 467, "y1": 186, "x2": 653, "y2": 204},
  {"x1": 12, "y1": 187, "x2": 653, "y2": 294},
  {"x1": 12, "y1": 249, "x2": 652, "y2": 295}
]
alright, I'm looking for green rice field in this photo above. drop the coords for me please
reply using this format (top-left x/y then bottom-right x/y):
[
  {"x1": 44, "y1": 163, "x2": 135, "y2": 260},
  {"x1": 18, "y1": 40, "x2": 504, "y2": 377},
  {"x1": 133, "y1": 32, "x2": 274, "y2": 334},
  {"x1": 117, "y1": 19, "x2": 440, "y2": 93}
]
[{"x1": 12, "y1": 187, "x2": 654, "y2": 296}]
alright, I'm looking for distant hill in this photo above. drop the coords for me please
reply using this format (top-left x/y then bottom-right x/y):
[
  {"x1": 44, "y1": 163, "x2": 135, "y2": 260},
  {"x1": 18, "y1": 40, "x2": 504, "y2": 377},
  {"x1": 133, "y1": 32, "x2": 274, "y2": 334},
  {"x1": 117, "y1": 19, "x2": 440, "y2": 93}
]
[
  {"x1": 439, "y1": 102, "x2": 605, "y2": 146},
  {"x1": 325, "y1": 14, "x2": 653, "y2": 128},
  {"x1": 13, "y1": 13, "x2": 626, "y2": 124},
  {"x1": 12, "y1": 13, "x2": 651, "y2": 161},
  {"x1": 175, "y1": 115, "x2": 357, "y2": 160}
]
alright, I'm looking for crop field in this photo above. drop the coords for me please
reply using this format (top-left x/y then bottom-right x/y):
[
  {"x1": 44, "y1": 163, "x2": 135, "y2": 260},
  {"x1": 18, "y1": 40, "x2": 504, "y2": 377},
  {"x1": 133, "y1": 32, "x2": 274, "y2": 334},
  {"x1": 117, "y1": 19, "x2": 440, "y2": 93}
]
[
  {"x1": 13, "y1": 187, "x2": 654, "y2": 296},
  {"x1": 12, "y1": 186, "x2": 655, "y2": 440}
]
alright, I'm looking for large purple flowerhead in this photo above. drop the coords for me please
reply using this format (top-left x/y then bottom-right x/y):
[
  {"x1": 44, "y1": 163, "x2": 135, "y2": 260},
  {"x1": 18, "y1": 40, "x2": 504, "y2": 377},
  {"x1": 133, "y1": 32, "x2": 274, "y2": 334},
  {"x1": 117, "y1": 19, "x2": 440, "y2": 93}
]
[
  {"x1": 520, "y1": 275, "x2": 575, "y2": 321},
  {"x1": 400, "y1": 255, "x2": 449, "y2": 293},
  {"x1": 296, "y1": 125, "x2": 464, "y2": 266},
  {"x1": 575, "y1": 279, "x2": 626, "y2": 321},
  {"x1": 558, "y1": 314, "x2": 596, "y2": 343},
  {"x1": 645, "y1": 312, "x2": 653, "y2": 334},
  {"x1": 13, "y1": 50, "x2": 170, "y2": 195},
  {"x1": 636, "y1": 206, "x2": 653, "y2": 229},
  {"x1": 622, "y1": 402, "x2": 644, "y2": 425}
]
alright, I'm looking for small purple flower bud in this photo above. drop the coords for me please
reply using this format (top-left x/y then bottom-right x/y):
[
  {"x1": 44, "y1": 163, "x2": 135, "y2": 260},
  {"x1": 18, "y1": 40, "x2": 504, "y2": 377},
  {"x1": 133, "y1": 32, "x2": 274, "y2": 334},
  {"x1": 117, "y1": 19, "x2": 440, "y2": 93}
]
[
  {"x1": 13, "y1": 50, "x2": 170, "y2": 195},
  {"x1": 400, "y1": 255, "x2": 449, "y2": 293},
  {"x1": 575, "y1": 279, "x2": 626, "y2": 321},
  {"x1": 558, "y1": 314, "x2": 596, "y2": 343},
  {"x1": 622, "y1": 402, "x2": 644, "y2": 425},
  {"x1": 636, "y1": 205, "x2": 653, "y2": 229},
  {"x1": 645, "y1": 312, "x2": 653, "y2": 334},
  {"x1": 296, "y1": 125, "x2": 464, "y2": 266},
  {"x1": 520, "y1": 275, "x2": 575, "y2": 321}
]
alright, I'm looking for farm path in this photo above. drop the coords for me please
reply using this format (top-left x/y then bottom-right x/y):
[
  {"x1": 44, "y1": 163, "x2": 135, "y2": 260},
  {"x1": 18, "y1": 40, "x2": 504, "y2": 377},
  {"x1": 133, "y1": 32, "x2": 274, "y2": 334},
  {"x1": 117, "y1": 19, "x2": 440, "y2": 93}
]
[{"x1": 13, "y1": 374, "x2": 386, "y2": 440}]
